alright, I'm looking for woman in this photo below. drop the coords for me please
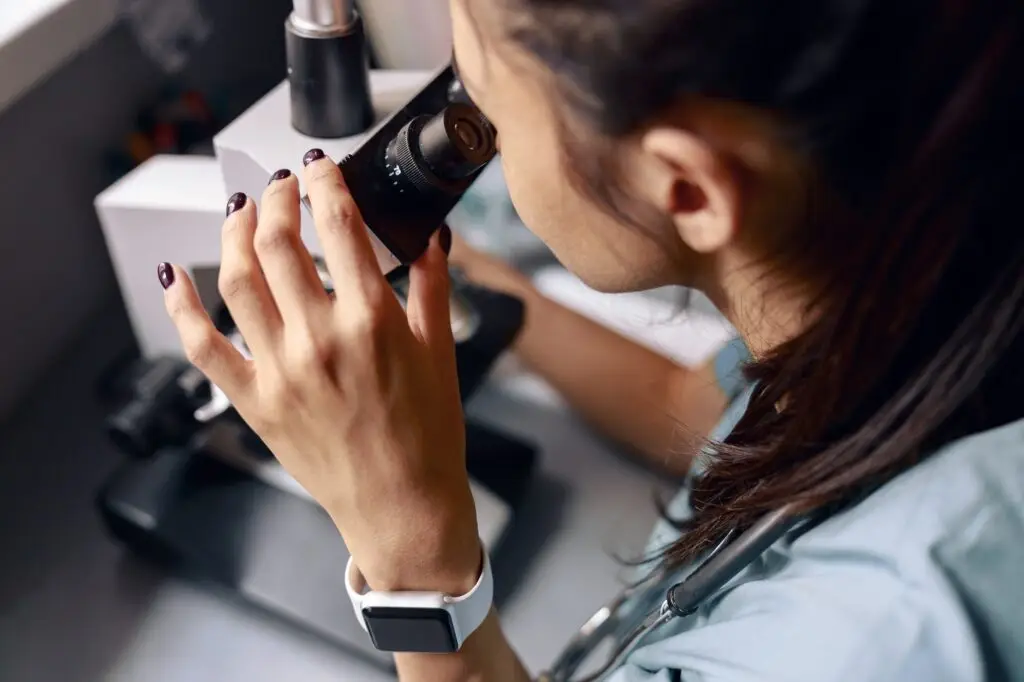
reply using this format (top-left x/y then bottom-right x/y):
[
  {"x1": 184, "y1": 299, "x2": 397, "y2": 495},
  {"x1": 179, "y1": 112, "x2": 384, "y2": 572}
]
[{"x1": 156, "y1": 0, "x2": 1024, "y2": 679}]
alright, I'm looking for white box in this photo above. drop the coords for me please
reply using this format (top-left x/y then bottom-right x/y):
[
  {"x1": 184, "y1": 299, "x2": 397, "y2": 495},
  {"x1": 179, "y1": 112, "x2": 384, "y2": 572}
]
[{"x1": 95, "y1": 155, "x2": 226, "y2": 358}]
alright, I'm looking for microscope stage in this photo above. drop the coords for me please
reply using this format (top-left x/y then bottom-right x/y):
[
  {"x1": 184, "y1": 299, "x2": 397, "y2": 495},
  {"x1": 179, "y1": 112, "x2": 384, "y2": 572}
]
[{"x1": 198, "y1": 422, "x2": 512, "y2": 552}]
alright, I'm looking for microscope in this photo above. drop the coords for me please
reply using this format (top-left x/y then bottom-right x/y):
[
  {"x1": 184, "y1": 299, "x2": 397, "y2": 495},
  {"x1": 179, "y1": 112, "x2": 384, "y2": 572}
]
[{"x1": 95, "y1": 0, "x2": 537, "y2": 669}]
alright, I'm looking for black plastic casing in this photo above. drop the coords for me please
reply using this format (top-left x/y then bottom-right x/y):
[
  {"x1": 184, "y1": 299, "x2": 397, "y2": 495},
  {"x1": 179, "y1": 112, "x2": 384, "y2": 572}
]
[{"x1": 332, "y1": 66, "x2": 493, "y2": 266}]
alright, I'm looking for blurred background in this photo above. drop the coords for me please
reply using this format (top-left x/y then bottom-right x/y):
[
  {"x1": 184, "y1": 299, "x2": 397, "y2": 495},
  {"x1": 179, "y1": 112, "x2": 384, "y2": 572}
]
[{"x1": 0, "y1": 2, "x2": 732, "y2": 681}]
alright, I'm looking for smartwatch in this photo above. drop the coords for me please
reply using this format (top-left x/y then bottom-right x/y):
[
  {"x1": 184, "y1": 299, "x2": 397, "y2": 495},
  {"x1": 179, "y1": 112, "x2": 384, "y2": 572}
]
[{"x1": 345, "y1": 547, "x2": 493, "y2": 653}]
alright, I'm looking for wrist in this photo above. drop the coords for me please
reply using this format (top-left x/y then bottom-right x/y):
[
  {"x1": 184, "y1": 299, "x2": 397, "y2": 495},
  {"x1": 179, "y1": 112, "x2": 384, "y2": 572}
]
[
  {"x1": 356, "y1": 537, "x2": 484, "y2": 597},
  {"x1": 344, "y1": 503, "x2": 483, "y2": 595},
  {"x1": 346, "y1": 537, "x2": 494, "y2": 655}
]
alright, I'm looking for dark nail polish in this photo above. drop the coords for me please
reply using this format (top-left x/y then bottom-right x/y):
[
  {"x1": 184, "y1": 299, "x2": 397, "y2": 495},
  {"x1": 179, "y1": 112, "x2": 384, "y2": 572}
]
[
  {"x1": 226, "y1": 192, "x2": 247, "y2": 216},
  {"x1": 303, "y1": 148, "x2": 325, "y2": 166},
  {"x1": 439, "y1": 224, "x2": 452, "y2": 256},
  {"x1": 157, "y1": 262, "x2": 175, "y2": 289},
  {"x1": 268, "y1": 168, "x2": 292, "y2": 184}
]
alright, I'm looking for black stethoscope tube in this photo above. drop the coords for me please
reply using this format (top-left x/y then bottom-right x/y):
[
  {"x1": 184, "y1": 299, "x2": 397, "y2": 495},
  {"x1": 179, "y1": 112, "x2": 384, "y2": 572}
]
[
  {"x1": 667, "y1": 505, "x2": 801, "y2": 618},
  {"x1": 541, "y1": 504, "x2": 804, "y2": 682}
]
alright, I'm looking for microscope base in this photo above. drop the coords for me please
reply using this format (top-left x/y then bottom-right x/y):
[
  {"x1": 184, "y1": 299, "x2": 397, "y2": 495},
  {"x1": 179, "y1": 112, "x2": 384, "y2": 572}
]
[{"x1": 97, "y1": 420, "x2": 537, "y2": 669}]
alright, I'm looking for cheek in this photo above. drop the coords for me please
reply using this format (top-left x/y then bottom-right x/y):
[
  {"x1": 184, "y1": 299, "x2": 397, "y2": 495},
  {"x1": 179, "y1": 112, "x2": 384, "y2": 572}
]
[
  {"x1": 499, "y1": 132, "x2": 682, "y2": 292},
  {"x1": 488, "y1": 98, "x2": 596, "y2": 251},
  {"x1": 476, "y1": 55, "x2": 686, "y2": 291},
  {"x1": 498, "y1": 129, "x2": 573, "y2": 244},
  {"x1": 498, "y1": 128, "x2": 599, "y2": 268}
]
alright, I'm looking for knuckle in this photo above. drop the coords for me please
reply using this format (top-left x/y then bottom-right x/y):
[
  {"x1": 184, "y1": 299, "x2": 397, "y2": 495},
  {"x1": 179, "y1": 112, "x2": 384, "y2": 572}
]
[
  {"x1": 166, "y1": 297, "x2": 193, "y2": 322},
  {"x1": 222, "y1": 211, "x2": 250, "y2": 236},
  {"x1": 257, "y1": 374, "x2": 293, "y2": 418},
  {"x1": 289, "y1": 337, "x2": 332, "y2": 375},
  {"x1": 366, "y1": 280, "x2": 396, "y2": 311},
  {"x1": 183, "y1": 331, "x2": 220, "y2": 368},
  {"x1": 254, "y1": 220, "x2": 295, "y2": 255},
  {"x1": 263, "y1": 180, "x2": 293, "y2": 199},
  {"x1": 321, "y1": 194, "x2": 359, "y2": 230},
  {"x1": 308, "y1": 165, "x2": 341, "y2": 186},
  {"x1": 218, "y1": 265, "x2": 258, "y2": 301},
  {"x1": 344, "y1": 301, "x2": 387, "y2": 342}
]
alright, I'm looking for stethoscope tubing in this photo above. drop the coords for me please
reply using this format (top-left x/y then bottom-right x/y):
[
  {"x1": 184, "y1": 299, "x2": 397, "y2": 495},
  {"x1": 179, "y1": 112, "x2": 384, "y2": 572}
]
[{"x1": 540, "y1": 504, "x2": 804, "y2": 682}]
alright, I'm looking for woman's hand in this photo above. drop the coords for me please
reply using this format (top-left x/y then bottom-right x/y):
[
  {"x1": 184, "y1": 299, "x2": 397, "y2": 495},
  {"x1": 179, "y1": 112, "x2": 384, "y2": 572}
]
[{"x1": 158, "y1": 151, "x2": 481, "y2": 594}]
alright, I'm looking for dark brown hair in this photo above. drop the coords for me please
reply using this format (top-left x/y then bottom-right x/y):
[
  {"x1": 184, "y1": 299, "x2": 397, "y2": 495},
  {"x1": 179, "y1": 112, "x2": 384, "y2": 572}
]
[{"x1": 488, "y1": 0, "x2": 1024, "y2": 564}]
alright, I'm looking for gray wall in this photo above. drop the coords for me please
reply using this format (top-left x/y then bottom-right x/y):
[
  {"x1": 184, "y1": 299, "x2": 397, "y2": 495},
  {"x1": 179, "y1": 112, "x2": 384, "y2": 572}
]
[{"x1": 0, "y1": 0, "x2": 292, "y2": 421}]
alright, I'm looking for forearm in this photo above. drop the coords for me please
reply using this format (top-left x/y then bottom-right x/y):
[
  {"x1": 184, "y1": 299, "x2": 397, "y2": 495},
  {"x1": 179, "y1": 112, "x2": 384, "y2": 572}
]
[
  {"x1": 395, "y1": 610, "x2": 532, "y2": 682},
  {"x1": 460, "y1": 257, "x2": 726, "y2": 473},
  {"x1": 518, "y1": 289, "x2": 724, "y2": 469}
]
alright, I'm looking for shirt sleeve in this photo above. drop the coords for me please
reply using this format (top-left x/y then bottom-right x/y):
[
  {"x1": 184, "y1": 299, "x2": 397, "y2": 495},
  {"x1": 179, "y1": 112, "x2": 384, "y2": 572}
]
[{"x1": 601, "y1": 560, "x2": 938, "y2": 682}]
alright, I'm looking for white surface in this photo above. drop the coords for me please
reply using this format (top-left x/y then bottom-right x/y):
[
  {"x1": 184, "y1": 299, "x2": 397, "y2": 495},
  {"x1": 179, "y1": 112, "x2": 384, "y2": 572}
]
[
  {"x1": 491, "y1": 266, "x2": 734, "y2": 410},
  {"x1": 95, "y1": 155, "x2": 226, "y2": 359},
  {"x1": 98, "y1": 70, "x2": 433, "y2": 360},
  {"x1": 356, "y1": 0, "x2": 452, "y2": 70},
  {"x1": 213, "y1": 70, "x2": 433, "y2": 194},
  {"x1": 534, "y1": 267, "x2": 734, "y2": 368},
  {"x1": 0, "y1": 0, "x2": 118, "y2": 114},
  {"x1": 214, "y1": 69, "x2": 434, "y2": 278},
  {"x1": 97, "y1": 152, "x2": 226, "y2": 211}
]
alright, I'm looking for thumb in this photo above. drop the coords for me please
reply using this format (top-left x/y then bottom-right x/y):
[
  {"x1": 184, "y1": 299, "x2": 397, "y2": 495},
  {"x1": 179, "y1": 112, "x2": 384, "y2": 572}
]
[{"x1": 406, "y1": 225, "x2": 457, "y2": 368}]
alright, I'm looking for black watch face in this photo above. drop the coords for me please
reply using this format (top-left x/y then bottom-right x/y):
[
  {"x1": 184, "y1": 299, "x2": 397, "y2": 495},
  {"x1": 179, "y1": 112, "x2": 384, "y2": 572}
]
[{"x1": 362, "y1": 606, "x2": 457, "y2": 653}]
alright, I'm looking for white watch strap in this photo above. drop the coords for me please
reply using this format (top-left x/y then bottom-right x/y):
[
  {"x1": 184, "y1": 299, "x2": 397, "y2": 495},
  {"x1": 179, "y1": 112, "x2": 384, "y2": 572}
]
[{"x1": 345, "y1": 544, "x2": 493, "y2": 649}]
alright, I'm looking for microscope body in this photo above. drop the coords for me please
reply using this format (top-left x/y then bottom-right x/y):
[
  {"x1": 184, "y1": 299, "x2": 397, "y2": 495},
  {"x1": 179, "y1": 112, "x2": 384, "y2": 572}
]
[{"x1": 95, "y1": 64, "x2": 537, "y2": 667}]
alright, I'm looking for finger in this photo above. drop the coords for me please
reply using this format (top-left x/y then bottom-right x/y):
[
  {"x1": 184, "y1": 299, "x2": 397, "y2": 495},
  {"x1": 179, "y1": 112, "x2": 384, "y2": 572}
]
[
  {"x1": 301, "y1": 149, "x2": 389, "y2": 302},
  {"x1": 254, "y1": 169, "x2": 329, "y2": 326},
  {"x1": 160, "y1": 262, "x2": 254, "y2": 398},
  {"x1": 219, "y1": 192, "x2": 281, "y2": 359},
  {"x1": 407, "y1": 226, "x2": 458, "y2": 379}
]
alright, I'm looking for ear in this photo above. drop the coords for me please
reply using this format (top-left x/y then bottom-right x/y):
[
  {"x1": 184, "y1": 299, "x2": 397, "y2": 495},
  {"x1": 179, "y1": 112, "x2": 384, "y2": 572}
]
[{"x1": 641, "y1": 127, "x2": 742, "y2": 254}]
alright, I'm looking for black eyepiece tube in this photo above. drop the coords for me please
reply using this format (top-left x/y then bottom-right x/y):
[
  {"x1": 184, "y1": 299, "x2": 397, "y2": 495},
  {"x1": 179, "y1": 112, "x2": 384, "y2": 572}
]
[
  {"x1": 383, "y1": 102, "x2": 497, "y2": 197},
  {"x1": 417, "y1": 103, "x2": 497, "y2": 181},
  {"x1": 286, "y1": 0, "x2": 374, "y2": 138}
]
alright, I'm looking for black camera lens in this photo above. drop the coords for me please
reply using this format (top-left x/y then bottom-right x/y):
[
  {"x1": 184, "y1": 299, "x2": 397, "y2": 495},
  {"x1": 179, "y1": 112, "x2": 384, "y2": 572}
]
[{"x1": 384, "y1": 102, "x2": 496, "y2": 195}]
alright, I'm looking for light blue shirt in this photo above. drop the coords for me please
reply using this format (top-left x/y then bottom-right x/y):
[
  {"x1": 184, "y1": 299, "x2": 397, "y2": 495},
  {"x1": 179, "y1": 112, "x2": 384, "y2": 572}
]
[{"x1": 607, "y1": 338, "x2": 1024, "y2": 682}]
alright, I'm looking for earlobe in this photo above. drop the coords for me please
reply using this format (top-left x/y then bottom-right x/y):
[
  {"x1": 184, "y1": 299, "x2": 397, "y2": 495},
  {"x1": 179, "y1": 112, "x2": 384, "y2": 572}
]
[{"x1": 641, "y1": 127, "x2": 741, "y2": 254}]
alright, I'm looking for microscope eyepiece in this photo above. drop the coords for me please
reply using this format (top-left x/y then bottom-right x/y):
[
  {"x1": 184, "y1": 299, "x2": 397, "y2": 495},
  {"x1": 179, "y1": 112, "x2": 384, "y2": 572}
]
[
  {"x1": 326, "y1": 66, "x2": 496, "y2": 266},
  {"x1": 419, "y1": 103, "x2": 496, "y2": 180},
  {"x1": 286, "y1": 0, "x2": 372, "y2": 138},
  {"x1": 385, "y1": 103, "x2": 497, "y2": 195}
]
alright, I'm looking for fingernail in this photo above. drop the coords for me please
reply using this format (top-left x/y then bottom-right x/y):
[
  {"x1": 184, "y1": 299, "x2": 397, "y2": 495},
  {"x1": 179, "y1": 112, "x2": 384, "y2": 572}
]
[
  {"x1": 302, "y1": 148, "x2": 325, "y2": 166},
  {"x1": 268, "y1": 168, "x2": 292, "y2": 184},
  {"x1": 157, "y1": 262, "x2": 175, "y2": 289},
  {"x1": 226, "y1": 192, "x2": 247, "y2": 216},
  {"x1": 439, "y1": 224, "x2": 452, "y2": 257}
]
